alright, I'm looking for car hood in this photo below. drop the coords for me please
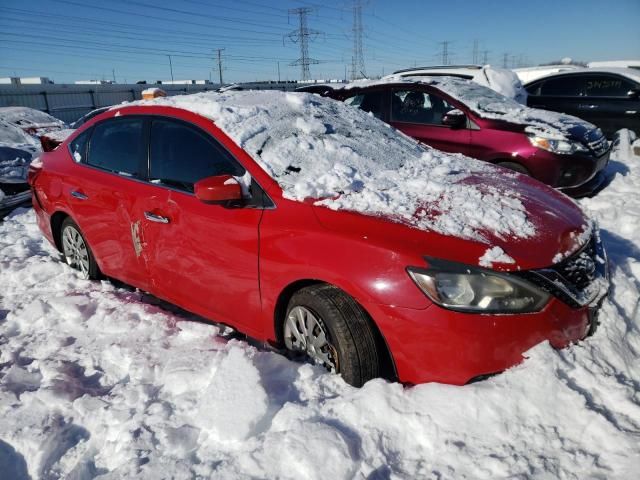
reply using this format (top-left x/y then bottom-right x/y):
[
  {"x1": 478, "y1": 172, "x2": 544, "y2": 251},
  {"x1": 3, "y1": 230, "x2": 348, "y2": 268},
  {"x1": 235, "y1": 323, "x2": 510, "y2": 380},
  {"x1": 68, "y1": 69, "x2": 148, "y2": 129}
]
[{"x1": 313, "y1": 168, "x2": 591, "y2": 272}]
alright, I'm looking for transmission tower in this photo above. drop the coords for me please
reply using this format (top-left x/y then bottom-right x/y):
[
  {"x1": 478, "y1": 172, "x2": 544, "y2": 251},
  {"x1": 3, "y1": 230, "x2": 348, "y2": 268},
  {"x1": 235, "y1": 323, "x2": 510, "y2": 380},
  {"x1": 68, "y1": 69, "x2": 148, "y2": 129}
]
[
  {"x1": 351, "y1": 0, "x2": 366, "y2": 80},
  {"x1": 287, "y1": 7, "x2": 321, "y2": 81},
  {"x1": 439, "y1": 41, "x2": 451, "y2": 65}
]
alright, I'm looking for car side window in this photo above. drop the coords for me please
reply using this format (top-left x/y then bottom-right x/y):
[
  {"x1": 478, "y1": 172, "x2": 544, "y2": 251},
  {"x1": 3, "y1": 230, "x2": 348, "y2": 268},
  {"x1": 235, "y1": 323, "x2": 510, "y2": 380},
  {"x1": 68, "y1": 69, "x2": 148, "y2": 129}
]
[
  {"x1": 539, "y1": 76, "x2": 584, "y2": 96},
  {"x1": 584, "y1": 75, "x2": 635, "y2": 97},
  {"x1": 68, "y1": 128, "x2": 91, "y2": 163},
  {"x1": 149, "y1": 118, "x2": 245, "y2": 193},
  {"x1": 391, "y1": 90, "x2": 454, "y2": 125},
  {"x1": 87, "y1": 118, "x2": 144, "y2": 176},
  {"x1": 343, "y1": 91, "x2": 385, "y2": 119}
]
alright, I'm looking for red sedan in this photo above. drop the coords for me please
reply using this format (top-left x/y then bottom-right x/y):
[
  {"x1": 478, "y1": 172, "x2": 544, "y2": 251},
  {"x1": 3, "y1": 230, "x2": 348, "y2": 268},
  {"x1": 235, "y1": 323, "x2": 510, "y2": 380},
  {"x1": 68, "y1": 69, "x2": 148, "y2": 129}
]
[{"x1": 27, "y1": 91, "x2": 608, "y2": 387}]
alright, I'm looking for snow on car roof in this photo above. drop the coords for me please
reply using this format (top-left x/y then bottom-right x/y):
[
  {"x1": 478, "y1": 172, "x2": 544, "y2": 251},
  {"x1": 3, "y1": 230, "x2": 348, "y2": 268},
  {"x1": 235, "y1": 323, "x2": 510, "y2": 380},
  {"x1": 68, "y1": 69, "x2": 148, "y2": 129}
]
[
  {"x1": 532, "y1": 67, "x2": 640, "y2": 85},
  {"x1": 334, "y1": 76, "x2": 596, "y2": 140},
  {"x1": 120, "y1": 90, "x2": 536, "y2": 242},
  {"x1": 0, "y1": 106, "x2": 65, "y2": 129}
]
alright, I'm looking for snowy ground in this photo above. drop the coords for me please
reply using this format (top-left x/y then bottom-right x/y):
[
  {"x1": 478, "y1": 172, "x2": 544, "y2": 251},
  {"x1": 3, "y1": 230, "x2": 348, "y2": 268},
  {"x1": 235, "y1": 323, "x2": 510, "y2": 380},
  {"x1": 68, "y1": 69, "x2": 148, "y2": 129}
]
[{"x1": 1, "y1": 135, "x2": 640, "y2": 479}]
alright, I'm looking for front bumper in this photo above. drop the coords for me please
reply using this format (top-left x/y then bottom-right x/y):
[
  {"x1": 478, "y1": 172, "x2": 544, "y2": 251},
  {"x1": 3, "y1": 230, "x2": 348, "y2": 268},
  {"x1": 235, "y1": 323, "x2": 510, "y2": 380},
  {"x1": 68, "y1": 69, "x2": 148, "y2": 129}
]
[
  {"x1": 368, "y1": 298, "x2": 597, "y2": 385},
  {"x1": 367, "y1": 233, "x2": 609, "y2": 385}
]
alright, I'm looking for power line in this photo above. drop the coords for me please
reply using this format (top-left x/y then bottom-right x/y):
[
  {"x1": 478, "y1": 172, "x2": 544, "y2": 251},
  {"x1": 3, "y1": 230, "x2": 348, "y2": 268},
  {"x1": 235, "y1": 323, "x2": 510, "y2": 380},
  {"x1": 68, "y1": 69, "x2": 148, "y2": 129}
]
[{"x1": 287, "y1": 7, "x2": 321, "y2": 81}]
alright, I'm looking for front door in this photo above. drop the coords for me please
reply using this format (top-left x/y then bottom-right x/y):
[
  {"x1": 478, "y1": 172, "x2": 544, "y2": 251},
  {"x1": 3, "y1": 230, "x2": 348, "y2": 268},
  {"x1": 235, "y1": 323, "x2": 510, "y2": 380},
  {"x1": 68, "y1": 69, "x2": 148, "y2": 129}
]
[
  {"x1": 139, "y1": 117, "x2": 264, "y2": 334},
  {"x1": 388, "y1": 88, "x2": 472, "y2": 155}
]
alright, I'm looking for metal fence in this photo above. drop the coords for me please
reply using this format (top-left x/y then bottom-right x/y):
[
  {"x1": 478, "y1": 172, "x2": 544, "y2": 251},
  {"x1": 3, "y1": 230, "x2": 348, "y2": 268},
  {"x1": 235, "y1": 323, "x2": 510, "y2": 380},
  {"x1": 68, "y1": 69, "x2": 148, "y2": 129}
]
[{"x1": 0, "y1": 82, "x2": 301, "y2": 124}]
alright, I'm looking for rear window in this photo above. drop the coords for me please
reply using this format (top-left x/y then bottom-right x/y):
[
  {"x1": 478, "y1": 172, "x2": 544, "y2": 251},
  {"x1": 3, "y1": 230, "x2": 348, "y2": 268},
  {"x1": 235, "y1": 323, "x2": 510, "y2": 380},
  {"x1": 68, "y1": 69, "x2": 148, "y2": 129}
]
[
  {"x1": 68, "y1": 128, "x2": 91, "y2": 163},
  {"x1": 584, "y1": 75, "x2": 635, "y2": 97},
  {"x1": 87, "y1": 118, "x2": 144, "y2": 176}
]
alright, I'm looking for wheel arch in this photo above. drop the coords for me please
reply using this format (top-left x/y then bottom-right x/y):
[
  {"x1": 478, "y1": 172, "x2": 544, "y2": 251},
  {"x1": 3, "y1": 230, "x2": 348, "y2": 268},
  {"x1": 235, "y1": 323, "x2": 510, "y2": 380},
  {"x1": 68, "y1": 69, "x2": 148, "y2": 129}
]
[
  {"x1": 273, "y1": 278, "x2": 398, "y2": 381},
  {"x1": 50, "y1": 210, "x2": 70, "y2": 252}
]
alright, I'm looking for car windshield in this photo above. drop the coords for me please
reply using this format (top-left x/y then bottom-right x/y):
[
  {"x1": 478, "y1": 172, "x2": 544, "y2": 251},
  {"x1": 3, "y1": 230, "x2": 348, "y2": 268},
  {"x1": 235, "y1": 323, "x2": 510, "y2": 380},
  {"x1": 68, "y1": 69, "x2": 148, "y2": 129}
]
[{"x1": 426, "y1": 78, "x2": 524, "y2": 116}]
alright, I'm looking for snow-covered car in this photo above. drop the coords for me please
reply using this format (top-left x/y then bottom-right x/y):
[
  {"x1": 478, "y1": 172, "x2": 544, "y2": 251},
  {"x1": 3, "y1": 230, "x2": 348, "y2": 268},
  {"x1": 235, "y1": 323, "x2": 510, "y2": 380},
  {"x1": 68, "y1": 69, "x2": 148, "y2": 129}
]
[
  {"x1": 388, "y1": 65, "x2": 528, "y2": 104},
  {"x1": 305, "y1": 76, "x2": 610, "y2": 197},
  {"x1": 28, "y1": 91, "x2": 608, "y2": 387},
  {"x1": 0, "y1": 107, "x2": 66, "y2": 218}
]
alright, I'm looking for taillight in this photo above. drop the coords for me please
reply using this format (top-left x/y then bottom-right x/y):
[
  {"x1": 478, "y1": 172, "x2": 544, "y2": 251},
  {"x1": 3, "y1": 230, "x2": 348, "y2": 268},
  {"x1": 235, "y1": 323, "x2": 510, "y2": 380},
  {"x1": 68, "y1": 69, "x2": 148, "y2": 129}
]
[{"x1": 27, "y1": 155, "x2": 44, "y2": 187}]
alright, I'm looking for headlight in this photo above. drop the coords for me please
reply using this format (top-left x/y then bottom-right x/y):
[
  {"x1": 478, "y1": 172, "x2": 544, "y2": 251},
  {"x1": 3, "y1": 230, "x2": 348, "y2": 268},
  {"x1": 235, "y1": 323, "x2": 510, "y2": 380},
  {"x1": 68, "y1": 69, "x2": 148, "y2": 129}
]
[
  {"x1": 528, "y1": 135, "x2": 588, "y2": 155},
  {"x1": 407, "y1": 259, "x2": 550, "y2": 313}
]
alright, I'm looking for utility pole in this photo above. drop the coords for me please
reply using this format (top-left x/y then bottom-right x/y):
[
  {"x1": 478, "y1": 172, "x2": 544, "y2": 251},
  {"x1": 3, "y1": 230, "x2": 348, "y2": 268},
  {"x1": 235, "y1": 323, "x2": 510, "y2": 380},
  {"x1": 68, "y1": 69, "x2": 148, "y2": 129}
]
[
  {"x1": 472, "y1": 39, "x2": 479, "y2": 64},
  {"x1": 439, "y1": 41, "x2": 451, "y2": 65},
  {"x1": 277, "y1": 61, "x2": 281, "y2": 82},
  {"x1": 286, "y1": 7, "x2": 321, "y2": 81},
  {"x1": 351, "y1": 0, "x2": 366, "y2": 80},
  {"x1": 215, "y1": 48, "x2": 225, "y2": 86},
  {"x1": 167, "y1": 55, "x2": 174, "y2": 82},
  {"x1": 112, "y1": 68, "x2": 116, "y2": 83}
]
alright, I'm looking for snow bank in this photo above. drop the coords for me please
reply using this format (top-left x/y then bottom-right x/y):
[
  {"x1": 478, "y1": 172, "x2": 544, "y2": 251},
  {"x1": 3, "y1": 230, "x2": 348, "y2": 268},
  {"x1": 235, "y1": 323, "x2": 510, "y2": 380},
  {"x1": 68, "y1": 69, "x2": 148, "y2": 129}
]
[
  {"x1": 124, "y1": 90, "x2": 536, "y2": 242},
  {"x1": 1, "y1": 130, "x2": 639, "y2": 479}
]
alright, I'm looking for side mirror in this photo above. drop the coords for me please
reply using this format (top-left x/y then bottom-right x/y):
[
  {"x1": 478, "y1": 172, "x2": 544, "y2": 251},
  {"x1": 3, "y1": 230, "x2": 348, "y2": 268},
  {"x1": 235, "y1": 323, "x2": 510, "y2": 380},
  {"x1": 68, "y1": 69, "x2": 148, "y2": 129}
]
[
  {"x1": 627, "y1": 88, "x2": 640, "y2": 99},
  {"x1": 442, "y1": 109, "x2": 466, "y2": 128},
  {"x1": 194, "y1": 174, "x2": 243, "y2": 204}
]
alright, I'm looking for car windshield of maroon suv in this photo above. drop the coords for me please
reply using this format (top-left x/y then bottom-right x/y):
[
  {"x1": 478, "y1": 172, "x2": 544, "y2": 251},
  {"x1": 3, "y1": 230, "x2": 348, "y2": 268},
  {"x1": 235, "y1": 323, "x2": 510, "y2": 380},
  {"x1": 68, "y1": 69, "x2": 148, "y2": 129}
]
[
  {"x1": 28, "y1": 90, "x2": 608, "y2": 387},
  {"x1": 322, "y1": 76, "x2": 611, "y2": 197}
]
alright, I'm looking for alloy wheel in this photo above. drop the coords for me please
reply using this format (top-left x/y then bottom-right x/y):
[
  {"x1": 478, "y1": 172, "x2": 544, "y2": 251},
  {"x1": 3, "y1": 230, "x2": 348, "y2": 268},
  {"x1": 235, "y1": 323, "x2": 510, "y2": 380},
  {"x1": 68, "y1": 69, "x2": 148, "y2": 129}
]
[
  {"x1": 62, "y1": 225, "x2": 90, "y2": 278},
  {"x1": 284, "y1": 306, "x2": 338, "y2": 372}
]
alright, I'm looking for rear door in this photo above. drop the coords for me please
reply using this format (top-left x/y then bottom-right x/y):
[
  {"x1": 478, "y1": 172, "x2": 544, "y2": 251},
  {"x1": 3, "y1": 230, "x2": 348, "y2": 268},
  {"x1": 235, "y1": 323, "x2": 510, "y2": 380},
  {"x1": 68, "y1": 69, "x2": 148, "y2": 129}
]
[
  {"x1": 388, "y1": 88, "x2": 472, "y2": 154},
  {"x1": 580, "y1": 73, "x2": 640, "y2": 137},
  {"x1": 66, "y1": 117, "x2": 151, "y2": 289},
  {"x1": 139, "y1": 117, "x2": 264, "y2": 334}
]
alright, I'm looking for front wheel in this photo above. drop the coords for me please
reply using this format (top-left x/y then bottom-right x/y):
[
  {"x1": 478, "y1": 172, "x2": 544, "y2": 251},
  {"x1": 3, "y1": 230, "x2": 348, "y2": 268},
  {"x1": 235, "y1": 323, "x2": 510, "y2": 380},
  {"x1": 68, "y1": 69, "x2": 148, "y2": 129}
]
[
  {"x1": 284, "y1": 285, "x2": 380, "y2": 387},
  {"x1": 60, "y1": 217, "x2": 100, "y2": 280}
]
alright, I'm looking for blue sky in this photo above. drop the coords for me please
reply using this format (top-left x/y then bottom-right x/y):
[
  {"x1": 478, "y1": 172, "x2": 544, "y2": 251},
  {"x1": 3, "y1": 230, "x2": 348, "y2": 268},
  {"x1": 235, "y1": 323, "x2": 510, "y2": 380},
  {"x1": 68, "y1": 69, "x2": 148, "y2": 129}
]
[{"x1": 0, "y1": 0, "x2": 639, "y2": 83}]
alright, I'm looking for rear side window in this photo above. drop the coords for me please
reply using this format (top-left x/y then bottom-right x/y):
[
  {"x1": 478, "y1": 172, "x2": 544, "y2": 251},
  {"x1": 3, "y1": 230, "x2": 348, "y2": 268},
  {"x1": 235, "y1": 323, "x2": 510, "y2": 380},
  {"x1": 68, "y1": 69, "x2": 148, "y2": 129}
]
[
  {"x1": 149, "y1": 119, "x2": 245, "y2": 192},
  {"x1": 539, "y1": 76, "x2": 584, "y2": 96},
  {"x1": 343, "y1": 90, "x2": 385, "y2": 119},
  {"x1": 69, "y1": 128, "x2": 91, "y2": 163},
  {"x1": 584, "y1": 75, "x2": 635, "y2": 97},
  {"x1": 87, "y1": 118, "x2": 144, "y2": 176}
]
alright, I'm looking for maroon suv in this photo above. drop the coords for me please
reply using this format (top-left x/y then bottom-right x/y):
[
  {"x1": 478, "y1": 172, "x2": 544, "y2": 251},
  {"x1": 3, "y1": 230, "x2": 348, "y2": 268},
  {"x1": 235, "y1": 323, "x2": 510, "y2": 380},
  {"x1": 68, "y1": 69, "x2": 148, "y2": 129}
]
[{"x1": 304, "y1": 77, "x2": 610, "y2": 197}]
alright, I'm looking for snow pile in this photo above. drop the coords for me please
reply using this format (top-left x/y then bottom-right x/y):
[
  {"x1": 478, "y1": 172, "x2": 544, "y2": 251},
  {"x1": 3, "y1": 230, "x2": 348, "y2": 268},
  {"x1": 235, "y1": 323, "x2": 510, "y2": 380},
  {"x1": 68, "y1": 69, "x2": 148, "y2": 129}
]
[
  {"x1": 472, "y1": 65, "x2": 527, "y2": 104},
  {"x1": 122, "y1": 90, "x2": 536, "y2": 242},
  {"x1": 1, "y1": 130, "x2": 639, "y2": 478},
  {"x1": 479, "y1": 246, "x2": 516, "y2": 267}
]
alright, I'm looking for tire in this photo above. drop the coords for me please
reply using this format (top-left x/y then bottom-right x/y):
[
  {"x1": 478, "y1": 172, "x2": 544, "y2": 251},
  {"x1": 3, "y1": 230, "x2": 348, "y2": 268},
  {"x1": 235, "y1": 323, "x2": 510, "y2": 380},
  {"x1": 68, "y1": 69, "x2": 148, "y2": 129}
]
[
  {"x1": 497, "y1": 161, "x2": 530, "y2": 175},
  {"x1": 60, "y1": 217, "x2": 100, "y2": 280},
  {"x1": 284, "y1": 284, "x2": 379, "y2": 387}
]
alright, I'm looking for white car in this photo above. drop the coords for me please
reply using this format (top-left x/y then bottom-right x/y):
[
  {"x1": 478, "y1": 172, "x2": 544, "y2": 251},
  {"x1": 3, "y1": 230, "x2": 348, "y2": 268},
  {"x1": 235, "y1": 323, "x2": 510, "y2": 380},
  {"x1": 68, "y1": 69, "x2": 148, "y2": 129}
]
[{"x1": 387, "y1": 65, "x2": 527, "y2": 104}]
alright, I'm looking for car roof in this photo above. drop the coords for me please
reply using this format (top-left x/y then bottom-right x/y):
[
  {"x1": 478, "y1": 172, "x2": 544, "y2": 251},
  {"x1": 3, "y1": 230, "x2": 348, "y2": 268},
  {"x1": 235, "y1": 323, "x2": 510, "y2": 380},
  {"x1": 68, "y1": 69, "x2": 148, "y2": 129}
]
[{"x1": 525, "y1": 67, "x2": 640, "y2": 85}]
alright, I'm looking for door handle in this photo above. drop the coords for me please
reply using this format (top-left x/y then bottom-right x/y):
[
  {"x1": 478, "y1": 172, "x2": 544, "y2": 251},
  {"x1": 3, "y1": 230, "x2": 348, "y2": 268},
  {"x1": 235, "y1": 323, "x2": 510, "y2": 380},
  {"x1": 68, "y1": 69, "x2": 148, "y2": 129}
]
[
  {"x1": 70, "y1": 190, "x2": 88, "y2": 200},
  {"x1": 578, "y1": 104, "x2": 598, "y2": 109},
  {"x1": 144, "y1": 211, "x2": 170, "y2": 224}
]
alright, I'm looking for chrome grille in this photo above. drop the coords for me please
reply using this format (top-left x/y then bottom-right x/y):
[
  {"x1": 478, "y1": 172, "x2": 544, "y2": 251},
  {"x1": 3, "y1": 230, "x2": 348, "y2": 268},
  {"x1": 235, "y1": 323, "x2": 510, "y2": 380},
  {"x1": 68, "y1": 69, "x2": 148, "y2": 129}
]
[
  {"x1": 517, "y1": 233, "x2": 609, "y2": 308},
  {"x1": 587, "y1": 135, "x2": 609, "y2": 157}
]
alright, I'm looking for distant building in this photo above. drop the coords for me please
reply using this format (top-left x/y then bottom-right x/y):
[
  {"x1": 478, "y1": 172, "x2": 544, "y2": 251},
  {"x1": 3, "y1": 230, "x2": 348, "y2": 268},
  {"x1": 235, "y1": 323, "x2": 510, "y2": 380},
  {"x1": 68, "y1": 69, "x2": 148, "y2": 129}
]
[
  {"x1": 157, "y1": 80, "x2": 213, "y2": 85},
  {"x1": 20, "y1": 77, "x2": 54, "y2": 85},
  {"x1": 0, "y1": 77, "x2": 53, "y2": 85},
  {"x1": 74, "y1": 80, "x2": 114, "y2": 85}
]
